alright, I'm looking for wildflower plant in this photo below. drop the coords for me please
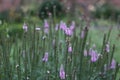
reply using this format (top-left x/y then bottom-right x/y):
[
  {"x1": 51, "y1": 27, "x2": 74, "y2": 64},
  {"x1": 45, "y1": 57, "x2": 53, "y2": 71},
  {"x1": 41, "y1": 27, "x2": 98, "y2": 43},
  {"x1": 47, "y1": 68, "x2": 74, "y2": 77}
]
[{"x1": 0, "y1": 19, "x2": 120, "y2": 80}]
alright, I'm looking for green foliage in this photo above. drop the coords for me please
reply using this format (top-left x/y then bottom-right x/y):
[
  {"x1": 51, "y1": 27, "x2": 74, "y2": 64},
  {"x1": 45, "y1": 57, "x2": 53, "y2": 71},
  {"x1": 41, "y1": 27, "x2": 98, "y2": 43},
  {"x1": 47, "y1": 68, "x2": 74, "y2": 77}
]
[
  {"x1": 9, "y1": 8, "x2": 24, "y2": 23},
  {"x1": 0, "y1": 11, "x2": 9, "y2": 22},
  {"x1": 38, "y1": 0, "x2": 65, "y2": 19},
  {"x1": 0, "y1": 24, "x2": 23, "y2": 40},
  {"x1": 92, "y1": 3, "x2": 120, "y2": 20},
  {"x1": 7, "y1": 27, "x2": 23, "y2": 38},
  {"x1": 0, "y1": 19, "x2": 120, "y2": 80},
  {"x1": 0, "y1": 8, "x2": 23, "y2": 23}
]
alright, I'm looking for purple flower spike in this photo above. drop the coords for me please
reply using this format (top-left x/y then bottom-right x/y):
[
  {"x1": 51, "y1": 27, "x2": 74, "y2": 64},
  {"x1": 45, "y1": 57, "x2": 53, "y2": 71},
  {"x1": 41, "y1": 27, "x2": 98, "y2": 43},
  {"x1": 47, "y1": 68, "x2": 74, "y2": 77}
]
[
  {"x1": 90, "y1": 49, "x2": 99, "y2": 62},
  {"x1": 91, "y1": 54, "x2": 99, "y2": 62},
  {"x1": 42, "y1": 52, "x2": 48, "y2": 62},
  {"x1": 105, "y1": 43, "x2": 110, "y2": 53},
  {"x1": 44, "y1": 20, "x2": 49, "y2": 28},
  {"x1": 110, "y1": 59, "x2": 116, "y2": 69},
  {"x1": 70, "y1": 21, "x2": 75, "y2": 30},
  {"x1": 44, "y1": 20, "x2": 49, "y2": 34},
  {"x1": 55, "y1": 24, "x2": 59, "y2": 31},
  {"x1": 68, "y1": 46, "x2": 72, "y2": 53},
  {"x1": 65, "y1": 28, "x2": 73, "y2": 36},
  {"x1": 23, "y1": 23, "x2": 28, "y2": 32},
  {"x1": 89, "y1": 48, "x2": 93, "y2": 56},
  {"x1": 44, "y1": 28, "x2": 49, "y2": 34},
  {"x1": 80, "y1": 30, "x2": 85, "y2": 39},
  {"x1": 59, "y1": 64, "x2": 65, "y2": 80}
]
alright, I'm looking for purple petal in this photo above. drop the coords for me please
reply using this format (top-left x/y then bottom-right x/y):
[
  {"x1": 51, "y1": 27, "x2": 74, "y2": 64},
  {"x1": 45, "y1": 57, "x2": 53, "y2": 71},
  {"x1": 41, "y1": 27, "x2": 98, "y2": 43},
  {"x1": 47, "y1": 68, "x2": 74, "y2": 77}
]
[
  {"x1": 90, "y1": 49, "x2": 99, "y2": 62},
  {"x1": 42, "y1": 52, "x2": 48, "y2": 62},
  {"x1": 65, "y1": 28, "x2": 73, "y2": 36},
  {"x1": 84, "y1": 49, "x2": 88, "y2": 56},
  {"x1": 44, "y1": 20, "x2": 49, "y2": 28},
  {"x1": 59, "y1": 64, "x2": 65, "y2": 79},
  {"x1": 105, "y1": 43, "x2": 110, "y2": 53},
  {"x1": 80, "y1": 30, "x2": 84, "y2": 39},
  {"x1": 70, "y1": 21, "x2": 75, "y2": 30},
  {"x1": 110, "y1": 59, "x2": 116, "y2": 69},
  {"x1": 68, "y1": 46, "x2": 72, "y2": 53},
  {"x1": 23, "y1": 23, "x2": 28, "y2": 32}
]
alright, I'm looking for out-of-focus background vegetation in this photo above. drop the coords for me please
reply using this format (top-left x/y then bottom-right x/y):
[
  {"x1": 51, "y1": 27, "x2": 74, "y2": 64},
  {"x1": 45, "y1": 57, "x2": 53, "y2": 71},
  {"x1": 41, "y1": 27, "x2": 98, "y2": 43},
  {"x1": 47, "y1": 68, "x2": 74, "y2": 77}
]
[{"x1": 0, "y1": 0, "x2": 120, "y2": 22}]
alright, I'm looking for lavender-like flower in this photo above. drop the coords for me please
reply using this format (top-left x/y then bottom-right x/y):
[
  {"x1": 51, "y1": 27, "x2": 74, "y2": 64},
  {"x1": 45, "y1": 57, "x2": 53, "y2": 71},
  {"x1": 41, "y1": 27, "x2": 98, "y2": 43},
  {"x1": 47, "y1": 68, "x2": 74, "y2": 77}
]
[
  {"x1": 68, "y1": 45, "x2": 72, "y2": 53},
  {"x1": 104, "y1": 64, "x2": 107, "y2": 72},
  {"x1": 44, "y1": 20, "x2": 49, "y2": 34},
  {"x1": 105, "y1": 42, "x2": 110, "y2": 53},
  {"x1": 110, "y1": 59, "x2": 116, "y2": 69},
  {"x1": 44, "y1": 28, "x2": 49, "y2": 34},
  {"x1": 88, "y1": 48, "x2": 93, "y2": 56},
  {"x1": 69, "y1": 21, "x2": 75, "y2": 30},
  {"x1": 23, "y1": 23, "x2": 28, "y2": 32},
  {"x1": 60, "y1": 21, "x2": 67, "y2": 31},
  {"x1": 42, "y1": 52, "x2": 48, "y2": 62},
  {"x1": 65, "y1": 28, "x2": 73, "y2": 36},
  {"x1": 59, "y1": 64, "x2": 65, "y2": 79},
  {"x1": 80, "y1": 30, "x2": 85, "y2": 39},
  {"x1": 89, "y1": 49, "x2": 99, "y2": 62},
  {"x1": 44, "y1": 20, "x2": 49, "y2": 28},
  {"x1": 55, "y1": 24, "x2": 59, "y2": 31}
]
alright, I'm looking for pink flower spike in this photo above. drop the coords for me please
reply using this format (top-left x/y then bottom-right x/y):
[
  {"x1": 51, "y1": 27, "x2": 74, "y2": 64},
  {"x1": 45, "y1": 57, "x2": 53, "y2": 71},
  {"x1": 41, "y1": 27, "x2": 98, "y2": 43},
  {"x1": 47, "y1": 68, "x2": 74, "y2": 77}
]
[
  {"x1": 80, "y1": 30, "x2": 84, "y2": 39},
  {"x1": 105, "y1": 43, "x2": 110, "y2": 53},
  {"x1": 110, "y1": 59, "x2": 116, "y2": 69},
  {"x1": 23, "y1": 23, "x2": 28, "y2": 32},
  {"x1": 65, "y1": 28, "x2": 73, "y2": 36},
  {"x1": 59, "y1": 64, "x2": 65, "y2": 79},
  {"x1": 60, "y1": 21, "x2": 67, "y2": 31},
  {"x1": 68, "y1": 46, "x2": 72, "y2": 53},
  {"x1": 42, "y1": 52, "x2": 48, "y2": 62},
  {"x1": 90, "y1": 50, "x2": 99, "y2": 62},
  {"x1": 70, "y1": 21, "x2": 75, "y2": 30},
  {"x1": 44, "y1": 20, "x2": 49, "y2": 28},
  {"x1": 55, "y1": 24, "x2": 59, "y2": 31}
]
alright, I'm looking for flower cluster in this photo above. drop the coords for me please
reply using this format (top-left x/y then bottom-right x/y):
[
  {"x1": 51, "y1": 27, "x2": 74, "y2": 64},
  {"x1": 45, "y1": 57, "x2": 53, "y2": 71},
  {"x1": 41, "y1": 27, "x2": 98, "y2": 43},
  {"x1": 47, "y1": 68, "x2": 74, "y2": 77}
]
[
  {"x1": 44, "y1": 20, "x2": 49, "y2": 34},
  {"x1": 60, "y1": 21, "x2": 75, "y2": 36},
  {"x1": 20, "y1": 20, "x2": 120, "y2": 80}
]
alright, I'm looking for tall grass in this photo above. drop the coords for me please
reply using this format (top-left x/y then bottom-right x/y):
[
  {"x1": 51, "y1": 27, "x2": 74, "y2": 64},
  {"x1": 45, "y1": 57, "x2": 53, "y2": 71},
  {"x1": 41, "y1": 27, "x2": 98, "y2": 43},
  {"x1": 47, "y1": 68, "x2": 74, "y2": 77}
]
[{"x1": 0, "y1": 19, "x2": 120, "y2": 80}]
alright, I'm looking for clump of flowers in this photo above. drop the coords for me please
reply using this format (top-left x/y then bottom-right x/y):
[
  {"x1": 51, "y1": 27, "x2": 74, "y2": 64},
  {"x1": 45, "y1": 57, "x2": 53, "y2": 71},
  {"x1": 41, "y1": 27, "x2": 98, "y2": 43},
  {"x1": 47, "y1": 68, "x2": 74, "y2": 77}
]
[{"x1": 0, "y1": 19, "x2": 119, "y2": 80}]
